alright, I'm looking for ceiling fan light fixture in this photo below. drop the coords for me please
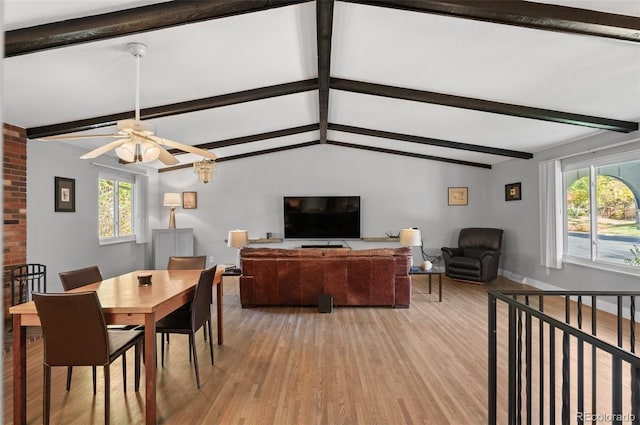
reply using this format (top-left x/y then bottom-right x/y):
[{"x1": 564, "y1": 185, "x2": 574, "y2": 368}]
[
  {"x1": 115, "y1": 139, "x2": 160, "y2": 163},
  {"x1": 194, "y1": 158, "x2": 215, "y2": 184},
  {"x1": 140, "y1": 141, "x2": 160, "y2": 162},
  {"x1": 115, "y1": 141, "x2": 136, "y2": 162}
]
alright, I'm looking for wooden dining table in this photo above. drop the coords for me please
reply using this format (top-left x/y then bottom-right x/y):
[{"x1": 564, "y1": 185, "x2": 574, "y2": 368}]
[{"x1": 10, "y1": 267, "x2": 224, "y2": 425}]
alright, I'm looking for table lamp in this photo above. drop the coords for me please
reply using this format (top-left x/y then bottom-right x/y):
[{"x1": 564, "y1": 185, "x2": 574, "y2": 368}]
[
  {"x1": 163, "y1": 193, "x2": 181, "y2": 229},
  {"x1": 400, "y1": 227, "x2": 421, "y2": 268},
  {"x1": 227, "y1": 229, "x2": 249, "y2": 268}
]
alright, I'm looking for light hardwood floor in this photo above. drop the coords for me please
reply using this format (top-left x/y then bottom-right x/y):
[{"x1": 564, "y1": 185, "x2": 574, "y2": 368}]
[{"x1": 1, "y1": 275, "x2": 629, "y2": 424}]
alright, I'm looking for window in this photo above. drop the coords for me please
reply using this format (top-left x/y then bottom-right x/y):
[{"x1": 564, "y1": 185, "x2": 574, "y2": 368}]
[
  {"x1": 99, "y1": 174, "x2": 135, "y2": 242},
  {"x1": 563, "y1": 155, "x2": 640, "y2": 270}
]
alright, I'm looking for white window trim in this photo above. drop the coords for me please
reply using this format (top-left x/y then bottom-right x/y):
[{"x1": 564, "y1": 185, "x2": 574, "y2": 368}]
[
  {"x1": 559, "y1": 147, "x2": 640, "y2": 277},
  {"x1": 563, "y1": 255, "x2": 640, "y2": 278}
]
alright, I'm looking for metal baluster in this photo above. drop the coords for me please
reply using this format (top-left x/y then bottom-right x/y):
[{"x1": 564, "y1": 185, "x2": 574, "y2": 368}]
[
  {"x1": 613, "y1": 297, "x2": 623, "y2": 425},
  {"x1": 509, "y1": 304, "x2": 517, "y2": 425},
  {"x1": 630, "y1": 296, "x2": 639, "y2": 425},
  {"x1": 577, "y1": 296, "x2": 584, "y2": 425},
  {"x1": 618, "y1": 296, "x2": 623, "y2": 348},
  {"x1": 526, "y1": 308, "x2": 532, "y2": 425},
  {"x1": 591, "y1": 296, "x2": 597, "y2": 425},
  {"x1": 488, "y1": 293, "x2": 498, "y2": 425},
  {"x1": 631, "y1": 296, "x2": 636, "y2": 354},
  {"x1": 562, "y1": 296, "x2": 570, "y2": 425},
  {"x1": 518, "y1": 307, "x2": 523, "y2": 425},
  {"x1": 562, "y1": 329, "x2": 570, "y2": 425},
  {"x1": 539, "y1": 295, "x2": 545, "y2": 424},
  {"x1": 550, "y1": 324, "x2": 556, "y2": 425},
  {"x1": 612, "y1": 356, "x2": 623, "y2": 425}
]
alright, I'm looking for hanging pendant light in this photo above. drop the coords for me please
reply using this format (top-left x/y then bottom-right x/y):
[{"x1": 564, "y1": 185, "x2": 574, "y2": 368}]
[{"x1": 194, "y1": 158, "x2": 215, "y2": 183}]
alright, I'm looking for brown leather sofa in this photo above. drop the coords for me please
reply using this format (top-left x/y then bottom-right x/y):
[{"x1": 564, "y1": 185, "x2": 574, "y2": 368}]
[{"x1": 239, "y1": 247, "x2": 411, "y2": 308}]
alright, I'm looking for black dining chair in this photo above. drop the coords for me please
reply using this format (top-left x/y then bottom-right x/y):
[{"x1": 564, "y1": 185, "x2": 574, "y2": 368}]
[
  {"x1": 58, "y1": 265, "x2": 135, "y2": 391},
  {"x1": 33, "y1": 291, "x2": 143, "y2": 425},
  {"x1": 166, "y1": 256, "x2": 208, "y2": 343},
  {"x1": 156, "y1": 266, "x2": 217, "y2": 388}
]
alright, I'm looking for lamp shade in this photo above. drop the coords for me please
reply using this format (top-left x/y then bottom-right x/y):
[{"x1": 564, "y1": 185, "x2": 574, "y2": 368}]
[
  {"x1": 163, "y1": 192, "x2": 181, "y2": 207},
  {"x1": 227, "y1": 230, "x2": 249, "y2": 248},
  {"x1": 399, "y1": 228, "x2": 421, "y2": 247}
]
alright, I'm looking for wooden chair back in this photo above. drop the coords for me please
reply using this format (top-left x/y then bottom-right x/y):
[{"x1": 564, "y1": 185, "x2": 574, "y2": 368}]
[{"x1": 59, "y1": 266, "x2": 103, "y2": 291}]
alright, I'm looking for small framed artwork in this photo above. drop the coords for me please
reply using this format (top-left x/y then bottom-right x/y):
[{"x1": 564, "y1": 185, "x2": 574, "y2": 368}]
[
  {"x1": 505, "y1": 182, "x2": 522, "y2": 201},
  {"x1": 448, "y1": 187, "x2": 468, "y2": 206},
  {"x1": 183, "y1": 191, "x2": 197, "y2": 209},
  {"x1": 55, "y1": 177, "x2": 75, "y2": 212}
]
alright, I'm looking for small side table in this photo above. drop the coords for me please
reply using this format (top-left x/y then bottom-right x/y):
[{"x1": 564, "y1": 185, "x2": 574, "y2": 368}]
[
  {"x1": 222, "y1": 267, "x2": 242, "y2": 296},
  {"x1": 222, "y1": 267, "x2": 241, "y2": 277},
  {"x1": 409, "y1": 266, "x2": 443, "y2": 302}
]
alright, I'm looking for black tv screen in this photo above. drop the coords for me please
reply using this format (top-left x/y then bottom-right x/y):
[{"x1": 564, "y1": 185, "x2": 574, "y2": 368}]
[{"x1": 284, "y1": 196, "x2": 361, "y2": 239}]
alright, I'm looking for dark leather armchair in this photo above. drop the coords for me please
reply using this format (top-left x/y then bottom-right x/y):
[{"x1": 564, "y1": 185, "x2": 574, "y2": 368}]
[{"x1": 441, "y1": 228, "x2": 503, "y2": 283}]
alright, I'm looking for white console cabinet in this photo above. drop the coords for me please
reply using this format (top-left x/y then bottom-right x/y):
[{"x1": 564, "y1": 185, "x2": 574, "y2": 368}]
[{"x1": 152, "y1": 228, "x2": 194, "y2": 269}]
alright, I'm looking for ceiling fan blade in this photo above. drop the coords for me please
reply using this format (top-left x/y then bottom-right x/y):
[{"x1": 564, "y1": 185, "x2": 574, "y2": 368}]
[
  {"x1": 40, "y1": 134, "x2": 128, "y2": 141},
  {"x1": 157, "y1": 145, "x2": 180, "y2": 166},
  {"x1": 79, "y1": 139, "x2": 129, "y2": 159},
  {"x1": 149, "y1": 136, "x2": 218, "y2": 160}
]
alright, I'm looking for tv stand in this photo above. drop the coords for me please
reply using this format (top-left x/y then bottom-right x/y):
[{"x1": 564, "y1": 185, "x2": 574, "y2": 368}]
[{"x1": 301, "y1": 244, "x2": 343, "y2": 249}]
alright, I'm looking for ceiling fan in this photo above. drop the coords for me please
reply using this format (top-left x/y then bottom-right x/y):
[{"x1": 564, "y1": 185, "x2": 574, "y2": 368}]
[{"x1": 41, "y1": 43, "x2": 217, "y2": 166}]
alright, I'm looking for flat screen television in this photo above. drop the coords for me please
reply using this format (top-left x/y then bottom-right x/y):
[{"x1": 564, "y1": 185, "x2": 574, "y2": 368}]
[{"x1": 284, "y1": 196, "x2": 361, "y2": 239}]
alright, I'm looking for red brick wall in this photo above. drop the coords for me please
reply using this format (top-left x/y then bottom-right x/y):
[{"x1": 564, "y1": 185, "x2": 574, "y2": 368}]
[{"x1": 3, "y1": 123, "x2": 27, "y2": 319}]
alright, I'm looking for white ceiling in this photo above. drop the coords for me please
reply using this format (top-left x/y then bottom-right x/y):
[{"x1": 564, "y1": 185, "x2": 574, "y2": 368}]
[{"x1": 3, "y1": 0, "x2": 639, "y2": 170}]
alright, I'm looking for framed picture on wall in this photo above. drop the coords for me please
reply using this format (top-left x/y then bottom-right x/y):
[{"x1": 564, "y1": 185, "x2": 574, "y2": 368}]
[
  {"x1": 54, "y1": 176, "x2": 75, "y2": 212},
  {"x1": 448, "y1": 187, "x2": 468, "y2": 206},
  {"x1": 505, "y1": 182, "x2": 522, "y2": 201},
  {"x1": 183, "y1": 191, "x2": 197, "y2": 209}
]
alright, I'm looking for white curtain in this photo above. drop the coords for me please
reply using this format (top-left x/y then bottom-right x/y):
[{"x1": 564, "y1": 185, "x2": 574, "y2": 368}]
[
  {"x1": 538, "y1": 160, "x2": 563, "y2": 269},
  {"x1": 134, "y1": 174, "x2": 149, "y2": 244}
]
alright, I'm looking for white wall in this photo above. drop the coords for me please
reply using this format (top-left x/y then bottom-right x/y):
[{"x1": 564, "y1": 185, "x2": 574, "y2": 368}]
[
  {"x1": 490, "y1": 129, "x2": 640, "y2": 290},
  {"x1": 27, "y1": 140, "x2": 151, "y2": 292},
  {"x1": 27, "y1": 128, "x2": 640, "y2": 293},
  {"x1": 158, "y1": 144, "x2": 493, "y2": 266}
]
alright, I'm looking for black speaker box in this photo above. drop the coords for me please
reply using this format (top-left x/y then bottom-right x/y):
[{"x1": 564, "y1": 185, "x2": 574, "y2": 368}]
[{"x1": 318, "y1": 293, "x2": 333, "y2": 313}]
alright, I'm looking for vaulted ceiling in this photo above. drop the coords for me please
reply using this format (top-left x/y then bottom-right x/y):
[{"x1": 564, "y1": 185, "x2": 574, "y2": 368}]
[{"x1": 3, "y1": 0, "x2": 640, "y2": 171}]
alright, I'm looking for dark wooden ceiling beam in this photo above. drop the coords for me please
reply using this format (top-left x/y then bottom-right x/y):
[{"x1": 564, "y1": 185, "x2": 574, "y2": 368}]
[
  {"x1": 27, "y1": 79, "x2": 318, "y2": 139},
  {"x1": 158, "y1": 140, "x2": 320, "y2": 172},
  {"x1": 167, "y1": 123, "x2": 319, "y2": 154},
  {"x1": 329, "y1": 123, "x2": 532, "y2": 159},
  {"x1": 317, "y1": 0, "x2": 335, "y2": 144},
  {"x1": 327, "y1": 140, "x2": 491, "y2": 169},
  {"x1": 342, "y1": 0, "x2": 640, "y2": 43},
  {"x1": 5, "y1": 0, "x2": 311, "y2": 57},
  {"x1": 331, "y1": 78, "x2": 638, "y2": 133}
]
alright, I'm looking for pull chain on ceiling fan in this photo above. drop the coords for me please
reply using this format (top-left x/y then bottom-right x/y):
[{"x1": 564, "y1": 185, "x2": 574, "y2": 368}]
[{"x1": 40, "y1": 42, "x2": 218, "y2": 166}]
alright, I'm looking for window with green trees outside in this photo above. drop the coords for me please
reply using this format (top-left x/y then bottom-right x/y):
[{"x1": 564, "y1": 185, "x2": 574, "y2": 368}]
[
  {"x1": 565, "y1": 159, "x2": 640, "y2": 268},
  {"x1": 99, "y1": 176, "x2": 134, "y2": 241}
]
